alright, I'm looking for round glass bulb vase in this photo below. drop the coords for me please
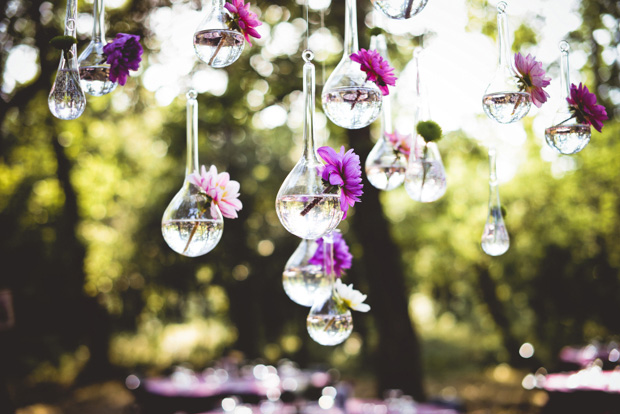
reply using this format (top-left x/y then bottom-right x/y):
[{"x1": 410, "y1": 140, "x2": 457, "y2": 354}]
[
  {"x1": 373, "y1": 0, "x2": 429, "y2": 20},
  {"x1": 404, "y1": 137, "x2": 446, "y2": 203},
  {"x1": 282, "y1": 238, "x2": 328, "y2": 307},
  {"x1": 78, "y1": 0, "x2": 117, "y2": 96},
  {"x1": 544, "y1": 41, "x2": 590, "y2": 155},
  {"x1": 365, "y1": 34, "x2": 406, "y2": 191},
  {"x1": 482, "y1": 2, "x2": 531, "y2": 124},
  {"x1": 306, "y1": 232, "x2": 353, "y2": 346},
  {"x1": 161, "y1": 91, "x2": 224, "y2": 257},
  {"x1": 321, "y1": 0, "x2": 382, "y2": 129},
  {"x1": 276, "y1": 52, "x2": 343, "y2": 240},
  {"x1": 193, "y1": 0, "x2": 245, "y2": 68},
  {"x1": 481, "y1": 148, "x2": 509, "y2": 256}
]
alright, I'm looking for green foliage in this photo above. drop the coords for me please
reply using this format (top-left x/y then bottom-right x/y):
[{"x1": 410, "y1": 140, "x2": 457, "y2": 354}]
[
  {"x1": 49, "y1": 35, "x2": 76, "y2": 52},
  {"x1": 416, "y1": 120, "x2": 442, "y2": 142}
]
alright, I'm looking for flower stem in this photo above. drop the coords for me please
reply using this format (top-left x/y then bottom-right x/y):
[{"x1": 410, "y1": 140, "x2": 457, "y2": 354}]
[
  {"x1": 208, "y1": 32, "x2": 227, "y2": 66},
  {"x1": 511, "y1": 94, "x2": 523, "y2": 115},
  {"x1": 404, "y1": 0, "x2": 415, "y2": 18},
  {"x1": 350, "y1": 89, "x2": 362, "y2": 110},
  {"x1": 324, "y1": 316, "x2": 336, "y2": 331},
  {"x1": 182, "y1": 222, "x2": 199, "y2": 254},
  {"x1": 300, "y1": 185, "x2": 337, "y2": 216},
  {"x1": 554, "y1": 115, "x2": 575, "y2": 127},
  {"x1": 420, "y1": 144, "x2": 429, "y2": 192}
]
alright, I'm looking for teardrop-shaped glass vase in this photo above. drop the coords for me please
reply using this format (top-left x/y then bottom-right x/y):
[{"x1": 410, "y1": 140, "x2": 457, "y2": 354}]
[
  {"x1": 77, "y1": 0, "x2": 117, "y2": 96},
  {"x1": 193, "y1": 0, "x2": 245, "y2": 68},
  {"x1": 161, "y1": 91, "x2": 224, "y2": 257},
  {"x1": 481, "y1": 148, "x2": 509, "y2": 256},
  {"x1": 373, "y1": 0, "x2": 429, "y2": 20},
  {"x1": 544, "y1": 41, "x2": 591, "y2": 155},
  {"x1": 49, "y1": 0, "x2": 86, "y2": 120},
  {"x1": 482, "y1": 2, "x2": 531, "y2": 124},
  {"x1": 321, "y1": 0, "x2": 382, "y2": 129},
  {"x1": 306, "y1": 232, "x2": 353, "y2": 346},
  {"x1": 283, "y1": 238, "x2": 329, "y2": 307},
  {"x1": 365, "y1": 33, "x2": 407, "y2": 191},
  {"x1": 276, "y1": 52, "x2": 343, "y2": 240},
  {"x1": 403, "y1": 48, "x2": 446, "y2": 202},
  {"x1": 404, "y1": 137, "x2": 446, "y2": 202}
]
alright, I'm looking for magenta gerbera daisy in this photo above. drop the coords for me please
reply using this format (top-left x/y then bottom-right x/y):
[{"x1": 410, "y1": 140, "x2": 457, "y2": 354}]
[
  {"x1": 317, "y1": 146, "x2": 363, "y2": 218},
  {"x1": 225, "y1": 0, "x2": 262, "y2": 46},
  {"x1": 308, "y1": 232, "x2": 352, "y2": 278},
  {"x1": 514, "y1": 52, "x2": 551, "y2": 108},
  {"x1": 350, "y1": 48, "x2": 397, "y2": 96},
  {"x1": 566, "y1": 83, "x2": 608, "y2": 133}
]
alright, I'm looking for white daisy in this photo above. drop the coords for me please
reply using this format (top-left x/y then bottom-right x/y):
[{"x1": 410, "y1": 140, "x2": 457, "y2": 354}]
[{"x1": 335, "y1": 279, "x2": 370, "y2": 312}]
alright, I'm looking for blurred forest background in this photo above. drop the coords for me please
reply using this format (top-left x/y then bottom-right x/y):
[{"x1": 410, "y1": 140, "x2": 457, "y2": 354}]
[{"x1": 0, "y1": 0, "x2": 619, "y2": 411}]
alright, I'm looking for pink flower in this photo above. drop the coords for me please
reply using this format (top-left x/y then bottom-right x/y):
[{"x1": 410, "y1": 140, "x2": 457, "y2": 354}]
[
  {"x1": 225, "y1": 0, "x2": 262, "y2": 46},
  {"x1": 317, "y1": 146, "x2": 363, "y2": 219},
  {"x1": 514, "y1": 52, "x2": 550, "y2": 108},
  {"x1": 567, "y1": 83, "x2": 608, "y2": 133},
  {"x1": 190, "y1": 165, "x2": 242, "y2": 219},
  {"x1": 308, "y1": 232, "x2": 352, "y2": 278},
  {"x1": 350, "y1": 49, "x2": 397, "y2": 96},
  {"x1": 386, "y1": 131, "x2": 411, "y2": 158}
]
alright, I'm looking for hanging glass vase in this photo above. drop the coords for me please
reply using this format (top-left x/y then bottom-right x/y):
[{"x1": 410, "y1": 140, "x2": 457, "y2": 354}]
[
  {"x1": 193, "y1": 0, "x2": 245, "y2": 68},
  {"x1": 276, "y1": 51, "x2": 343, "y2": 240},
  {"x1": 321, "y1": 0, "x2": 382, "y2": 130},
  {"x1": 482, "y1": 2, "x2": 531, "y2": 124},
  {"x1": 306, "y1": 231, "x2": 353, "y2": 346},
  {"x1": 404, "y1": 49, "x2": 446, "y2": 203},
  {"x1": 372, "y1": 0, "x2": 429, "y2": 20},
  {"x1": 161, "y1": 90, "x2": 224, "y2": 257},
  {"x1": 481, "y1": 148, "x2": 509, "y2": 256},
  {"x1": 48, "y1": 0, "x2": 86, "y2": 120},
  {"x1": 77, "y1": 0, "x2": 117, "y2": 96},
  {"x1": 544, "y1": 41, "x2": 591, "y2": 155},
  {"x1": 365, "y1": 32, "x2": 407, "y2": 191},
  {"x1": 283, "y1": 238, "x2": 329, "y2": 307}
]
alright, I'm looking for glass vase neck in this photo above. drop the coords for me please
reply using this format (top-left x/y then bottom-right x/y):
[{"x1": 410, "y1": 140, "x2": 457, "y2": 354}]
[
  {"x1": 186, "y1": 91, "x2": 200, "y2": 177},
  {"x1": 64, "y1": 0, "x2": 79, "y2": 37},
  {"x1": 559, "y1": 41, "x2": 571, "y2": 99},
  {"x1": 496, "y1": 2, "x2": 512, "y2": 71},
  {"x1": 302, "y1": 58, "x2": 319, "y2": 163},
  {"x1": 488, "y1": 148, "x2": 501, "y2": 209},
  {"x1": 372, "y1": 34, "x2": 392, "y2": 135},
  {"x1": 212, "y1": 0, "x2": 225, "y2": 8},
  {"x1": 343, "y1": 0, "x2": 359, "y2": 57},
  {"x1": 322, "y1": 231, "x2": 336, "y2": 285},
  {"x1": 413, "y1": 49, "x2": 430, "y2": 123},
  {"x1": 91, "y1": 0, "x2": 106, "y2": 43}
]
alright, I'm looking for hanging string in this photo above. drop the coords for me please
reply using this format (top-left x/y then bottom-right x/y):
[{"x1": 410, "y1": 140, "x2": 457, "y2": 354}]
[
  {"x1": 304, "y1": 0, "x2": 310, "y2": 52},
  {"x1": 319, "y1": 5, "x2": 326, "y2": 84}
]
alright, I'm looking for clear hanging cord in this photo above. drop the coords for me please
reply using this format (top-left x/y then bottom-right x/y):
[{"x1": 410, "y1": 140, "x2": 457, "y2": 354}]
[
  {"x1": 481, "y1": 148, "x2": 509, "y2": 256},
  {"x1": 48, "y1": 0, "x2": 86, "y2": 120}
]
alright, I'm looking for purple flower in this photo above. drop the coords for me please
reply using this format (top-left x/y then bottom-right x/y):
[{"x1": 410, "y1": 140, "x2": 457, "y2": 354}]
[
  {"x1": 514, "y1": 52, "x2": 550, "y2": 108},
  {"x1": 225, "y1": 0, "x2": 262, "y2": 46},
  {"x1": 308, "y1": 232, "x2": 353, "y2": 278},
  {"x1": 317, "y1": 146, "x2": 363, "y2": 219},
  {"x1": 567, "y1": 83, "x2": 608, "y2": 133},
  {"x1": 103, "y1": 33, "x2": 143, "y2": 86},
  {"x1": 350, "y1": 49, "x2": 397, "y2": 96}
]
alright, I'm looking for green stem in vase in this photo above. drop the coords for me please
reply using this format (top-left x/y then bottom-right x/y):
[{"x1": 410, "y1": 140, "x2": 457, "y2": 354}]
[{"x1": 208, "y1": 31, "x2": 228, "y2": 66}]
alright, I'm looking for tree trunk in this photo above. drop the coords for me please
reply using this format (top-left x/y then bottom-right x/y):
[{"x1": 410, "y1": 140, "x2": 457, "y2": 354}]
[{"x1": 347, "y1": 128, "x2": 426, "y2": 401}]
